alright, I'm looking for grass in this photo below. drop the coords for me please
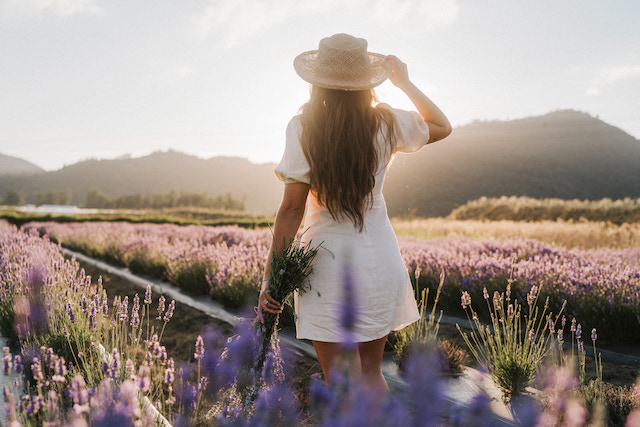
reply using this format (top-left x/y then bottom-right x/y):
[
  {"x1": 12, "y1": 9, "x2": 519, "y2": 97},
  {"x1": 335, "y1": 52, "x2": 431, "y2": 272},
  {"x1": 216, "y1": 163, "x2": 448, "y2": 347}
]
[
  {"x1": 392, "y1": 217, "x2": 640, "y2": 249},
  {"x1": 448, "y1": 196, "x2": 640, "y2": 224},
  {"x1": 0, "y1": 207, "x2": 272, "y2": 229}
]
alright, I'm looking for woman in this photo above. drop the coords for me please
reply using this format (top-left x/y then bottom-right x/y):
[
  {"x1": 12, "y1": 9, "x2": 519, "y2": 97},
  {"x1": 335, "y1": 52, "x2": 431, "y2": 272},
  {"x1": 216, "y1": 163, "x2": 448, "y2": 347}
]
[{"x1": 258, "y1": 33, "x2": 451, "y2": 392}]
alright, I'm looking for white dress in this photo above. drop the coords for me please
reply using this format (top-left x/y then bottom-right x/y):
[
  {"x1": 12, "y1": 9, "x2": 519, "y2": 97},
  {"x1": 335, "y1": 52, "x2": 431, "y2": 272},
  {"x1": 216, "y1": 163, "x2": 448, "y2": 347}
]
[{"x1": 275, "y1": 103, "x2": 429, "y2": 342}]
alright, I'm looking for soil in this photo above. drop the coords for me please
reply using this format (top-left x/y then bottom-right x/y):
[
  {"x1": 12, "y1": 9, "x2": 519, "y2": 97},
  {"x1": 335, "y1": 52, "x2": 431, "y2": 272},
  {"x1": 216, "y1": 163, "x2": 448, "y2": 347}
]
[{"x1": 80, "y1": 261, "x2": 639, "y2": 401}]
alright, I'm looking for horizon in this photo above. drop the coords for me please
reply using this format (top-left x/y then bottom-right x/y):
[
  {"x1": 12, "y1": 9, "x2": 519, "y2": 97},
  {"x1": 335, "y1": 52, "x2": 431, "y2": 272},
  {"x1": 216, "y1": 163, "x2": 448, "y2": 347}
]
[
  {"x1": 3, "y1": 107, "x2": 638, "y2": 172},
  {"x1": 1, "y1": 1, "x2": 638, "y2": 171}
]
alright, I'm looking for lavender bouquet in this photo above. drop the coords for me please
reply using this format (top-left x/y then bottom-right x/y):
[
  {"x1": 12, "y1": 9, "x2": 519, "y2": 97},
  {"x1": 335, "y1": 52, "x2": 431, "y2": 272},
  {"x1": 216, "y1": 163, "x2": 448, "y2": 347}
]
[{"x1": 252, "y1": 236, "x2": 321, "y2": 394}]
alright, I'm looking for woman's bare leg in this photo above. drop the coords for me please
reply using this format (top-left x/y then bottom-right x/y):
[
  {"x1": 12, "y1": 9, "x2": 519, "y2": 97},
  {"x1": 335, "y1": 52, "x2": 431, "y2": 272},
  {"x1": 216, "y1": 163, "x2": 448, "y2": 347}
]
[
  {"x1": 358, "y1": 335, "x2": 389, "y2": 393},
  {"x1": 313, "y1": 335, "x2": 388, "y2": 393},
  {"x1": 312, "y1": 341, "x2": 361, "y2": 385}
]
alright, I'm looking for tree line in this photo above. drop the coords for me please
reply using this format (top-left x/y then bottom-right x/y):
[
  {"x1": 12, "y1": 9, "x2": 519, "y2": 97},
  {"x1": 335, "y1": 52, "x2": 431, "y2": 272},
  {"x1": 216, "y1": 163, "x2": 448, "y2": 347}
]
[
  {"x1": 85, "y1": 189, "x2": 246, "y2": 210},
  {"x1": 0, "y1": 189, "x2": 71, "y2": 206},
  {"x1": 1, "y1": 188, "x2": 247, "y2": 211}
]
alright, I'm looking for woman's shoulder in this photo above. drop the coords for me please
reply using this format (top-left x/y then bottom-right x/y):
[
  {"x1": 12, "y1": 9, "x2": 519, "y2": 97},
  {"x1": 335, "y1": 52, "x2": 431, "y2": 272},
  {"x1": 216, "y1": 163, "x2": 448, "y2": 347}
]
[{"x1": 286, "y1": 114, "x2": 303, "y2": 138}]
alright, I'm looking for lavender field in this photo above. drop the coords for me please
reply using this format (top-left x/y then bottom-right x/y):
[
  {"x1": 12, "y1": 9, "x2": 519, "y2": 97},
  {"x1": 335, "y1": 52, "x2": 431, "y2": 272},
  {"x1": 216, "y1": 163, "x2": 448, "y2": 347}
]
[
  {"x1": 23, "y1": 220, "x2": 640, "y2": 343},
  {"x1": 2, "y1": 219, "x2": 640, "y2": 425}
]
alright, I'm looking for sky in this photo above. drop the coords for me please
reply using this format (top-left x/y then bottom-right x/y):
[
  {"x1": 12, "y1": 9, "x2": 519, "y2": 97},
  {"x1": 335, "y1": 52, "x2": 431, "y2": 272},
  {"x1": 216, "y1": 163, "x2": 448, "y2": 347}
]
[{"x1": 1, "y1": 0, "x2": 639, "y2": 171}]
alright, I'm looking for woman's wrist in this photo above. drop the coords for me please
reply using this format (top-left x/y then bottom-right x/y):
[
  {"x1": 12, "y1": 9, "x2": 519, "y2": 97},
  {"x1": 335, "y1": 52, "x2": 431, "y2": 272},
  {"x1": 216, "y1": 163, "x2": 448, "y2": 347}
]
[{"x1": 260, "y1": 278, "x2": 270, "y2": 293}]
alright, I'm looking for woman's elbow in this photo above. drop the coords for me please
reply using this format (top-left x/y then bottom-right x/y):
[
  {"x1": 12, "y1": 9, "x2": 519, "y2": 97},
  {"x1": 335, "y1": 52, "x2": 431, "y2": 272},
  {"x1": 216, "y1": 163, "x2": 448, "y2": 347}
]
[{"x1": 429, "y1": 123, "x2": 452, "y2": 143}]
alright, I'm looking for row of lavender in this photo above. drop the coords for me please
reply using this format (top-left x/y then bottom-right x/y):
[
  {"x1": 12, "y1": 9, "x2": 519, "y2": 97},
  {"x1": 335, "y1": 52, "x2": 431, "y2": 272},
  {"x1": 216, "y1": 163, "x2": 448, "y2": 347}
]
[
  {"x1": 0, "y1": 220, "x2": 178, "y2": 424},
  {"x1": 23, "y1": 221, "x2": 640, "y2": 342},
  {"x1": 4, "y1": 221, "x2": 639, "y2": 425}
]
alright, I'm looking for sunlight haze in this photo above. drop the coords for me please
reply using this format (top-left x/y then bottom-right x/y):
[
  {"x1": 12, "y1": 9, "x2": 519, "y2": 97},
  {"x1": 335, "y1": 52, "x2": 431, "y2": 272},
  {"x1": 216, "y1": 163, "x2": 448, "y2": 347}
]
[{"x1": 1, "y1": 0, "x2": 638, "y2": 171}]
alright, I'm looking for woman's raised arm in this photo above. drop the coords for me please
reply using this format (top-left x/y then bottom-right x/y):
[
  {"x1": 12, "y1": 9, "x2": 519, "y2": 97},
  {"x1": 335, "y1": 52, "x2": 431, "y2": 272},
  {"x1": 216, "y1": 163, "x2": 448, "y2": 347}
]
[{"x1": 387, "y1": 55, "x2": 452, "y2": 143}]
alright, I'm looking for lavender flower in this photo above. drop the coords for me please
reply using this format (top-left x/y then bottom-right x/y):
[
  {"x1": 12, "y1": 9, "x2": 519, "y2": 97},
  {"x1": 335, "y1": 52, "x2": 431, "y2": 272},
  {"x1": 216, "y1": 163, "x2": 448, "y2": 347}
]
[
  {"x1": 52, "y1": 356, "x2": 67, "y2": 382},
  {"x1": 14, "y1": 355, "x2": 22, "y2": 373},
  {"x1": 68, "y1": 374, "x2": 89, "y2": 411},
  {"x1": 339, "y1": 263, "x2": 359, "y2": 349},
  {"x1": 163, "y1": 299, "x2": 175, "y2": 322},
  {"x1": 194, "y1": 335, "x2": 205, "y2": 360},
  {"x1": 527, "y1": 285, "x2": 538, "y2": 306},
  {"x1": 125, "y1": 358, "x2": 135, "y2": 380},
  {"x1": 3, "y1": 347, "x2": 12, "y2": 375},
  {"x1": 138, "y1": 364, "x2": 150, "y2": 395},
  {"x1": 461, "y1": 291, "x2": 472, "y2": 309},
  {"x1": 109, "y1": 348, "x2": 120, "y2": 378},
  {"x1": 144, "y1": 284, "x2": 152, "y2": 305},
  {"x1": 130, "y1": 293, "x2": 140, "y2": 328},
  {"x1": 156, "y1": 295, "x2": 166, "y2": 320},
  {"x1": 591, "y1": 328, "x2": 597, "y2": 341},
  {"x1": 164, "y1": 359, "x2": 175, "y2": 385},
  {"x1": 31, "y1": 357, "x2": 44, "y2": 381}
]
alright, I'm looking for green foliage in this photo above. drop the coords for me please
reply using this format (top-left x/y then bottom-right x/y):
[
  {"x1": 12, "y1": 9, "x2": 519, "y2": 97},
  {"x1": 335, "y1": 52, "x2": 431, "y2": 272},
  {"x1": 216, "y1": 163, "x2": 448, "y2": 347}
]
[
  {"x1": 35, "y1": 188, "x2": 73, "y2": 206},
  {"x1": 125, "y1": 250, "x2": 167, "y2": 279},
  {"x1": 84, "y1": 189, "x2": 247, "y2": 211},
  {"x1": 449, "y1": 196, "x2": 640, "y2": 224},
  {"x1": 457, "y1": 283, "x2": 565, "y2": 396},
  {"x1": 0, "y1": 208, "x2": 271, "y2": 229},
  {"x1": 168, "y1": 261, "x2": 211, "y2": 295},
  {"x1": 4, "y1": 189, "x2": 25, "y2": 206},
  {"x1": 392, "y1": 270, "x2": 444, "y2": 369}
]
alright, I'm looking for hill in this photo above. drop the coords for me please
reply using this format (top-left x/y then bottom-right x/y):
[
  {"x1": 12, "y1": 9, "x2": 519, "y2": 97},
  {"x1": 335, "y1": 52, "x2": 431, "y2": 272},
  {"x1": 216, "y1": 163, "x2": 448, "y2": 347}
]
[
  {"x1": 383, "y1": 110, "x2": 640, "y2": 217},
  {"x1": 0, "y1": 153, "x2": 46, "y2": 175},
  {"x1": 1, "y1": 110, "x2": 639, "y2": 216},
  {"x1": 0, "y1": 151, "x2": 282, "y2": 213}
]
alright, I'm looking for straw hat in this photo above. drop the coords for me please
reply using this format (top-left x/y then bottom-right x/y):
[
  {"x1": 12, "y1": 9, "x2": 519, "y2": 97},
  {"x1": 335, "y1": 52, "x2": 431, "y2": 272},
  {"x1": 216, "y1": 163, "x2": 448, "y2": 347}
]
[{"x1": 294, "y1": 33, "x2": 393, "y2": 91}]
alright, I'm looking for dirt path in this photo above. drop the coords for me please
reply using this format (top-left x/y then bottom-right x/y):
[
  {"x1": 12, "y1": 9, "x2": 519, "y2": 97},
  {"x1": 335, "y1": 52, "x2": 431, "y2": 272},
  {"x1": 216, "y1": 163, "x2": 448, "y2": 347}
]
[{"x1": 79, "y1": 260, "x2": 639, "y2": 393}]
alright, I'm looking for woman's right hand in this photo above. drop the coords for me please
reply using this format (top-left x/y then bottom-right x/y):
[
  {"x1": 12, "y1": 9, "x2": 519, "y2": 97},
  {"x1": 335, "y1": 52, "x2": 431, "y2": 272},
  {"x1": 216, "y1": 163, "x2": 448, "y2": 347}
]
[
  {"x1": 387, "y1": 55, "x2": 411, "y2": 89},
  {"x1": 257, "y1": 289, "x2": 283, "y2": 323}
]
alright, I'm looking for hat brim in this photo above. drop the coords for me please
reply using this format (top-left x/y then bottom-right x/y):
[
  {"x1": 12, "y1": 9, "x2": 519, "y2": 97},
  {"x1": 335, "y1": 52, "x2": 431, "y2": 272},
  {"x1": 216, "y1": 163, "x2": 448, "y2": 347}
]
[{"x1": 294, "y1": 50, "x2": 393, "y2": 91}]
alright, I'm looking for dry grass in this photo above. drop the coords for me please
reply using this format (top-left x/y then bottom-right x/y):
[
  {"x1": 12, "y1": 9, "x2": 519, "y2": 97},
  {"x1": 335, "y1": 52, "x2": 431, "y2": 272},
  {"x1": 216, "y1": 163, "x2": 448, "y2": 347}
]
[{"x1": 391, "y1": 217, "x2": 640, "y2": 249}]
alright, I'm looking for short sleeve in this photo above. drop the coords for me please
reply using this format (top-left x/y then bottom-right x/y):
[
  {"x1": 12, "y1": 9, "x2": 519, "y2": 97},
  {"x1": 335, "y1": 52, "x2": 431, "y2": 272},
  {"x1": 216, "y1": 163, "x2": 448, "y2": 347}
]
[
  {"x1": 274, "y1": 116, "x2": 311, "y2": 184},
  {"x1": 380, "y1": 103, "x2": 431, "y2": 153}
]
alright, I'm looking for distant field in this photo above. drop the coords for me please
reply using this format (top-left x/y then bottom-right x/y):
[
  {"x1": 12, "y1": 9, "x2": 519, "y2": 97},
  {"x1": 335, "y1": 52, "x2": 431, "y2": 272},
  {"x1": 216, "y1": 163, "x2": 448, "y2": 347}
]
[
  {"x1": 0, "y1": 206, "x2": 272, "y2": 228},
  {"x1": 448, "y1": 196, "x2": 640, "y2": 224},
  {"x1": 391, "y1": 217, "x2": 640, "y2": 249}
]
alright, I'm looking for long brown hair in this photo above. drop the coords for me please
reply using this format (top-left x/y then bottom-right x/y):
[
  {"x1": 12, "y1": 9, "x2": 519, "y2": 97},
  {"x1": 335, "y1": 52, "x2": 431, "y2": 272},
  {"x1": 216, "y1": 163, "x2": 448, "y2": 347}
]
[{"x1": 299, "y1": 86, "x2": 396, "y2": 231}]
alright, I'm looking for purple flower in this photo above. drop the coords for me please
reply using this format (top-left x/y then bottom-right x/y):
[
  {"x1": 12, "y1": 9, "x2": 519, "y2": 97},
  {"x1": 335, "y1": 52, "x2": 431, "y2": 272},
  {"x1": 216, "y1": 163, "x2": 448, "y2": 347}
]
[
  {"x1": 125, "y1": 358, "x2": 135, "y2": 380},
  {"x1": 194, "y1": 335, "x2": 204, "y2": 360},
  {"x1": 493, "y1": 291, "x2": 502, "y2": 311},
  {"x1": 138, "y1": 364, "x2": 150, "y2": 394},
  {"x1": 89, "y1": 305, "x2": 97, "y2": 331},
  {"x1": 340, "y1": 264, "x2": 359, "y2": 349},
  {"x1": 461, "y1": 291, "x2": 472, "y2": 309},
  {"x1": 109, "y1": 348, "x2": 120, "y2": 378},
  {"x1": 68, "y1": 374, "x2": 89, "y2": 407},
  {"x1": 3, "y1": 347, "x2": 12, "y2": 375},
  {"x1": 164, "y1": 360, "x2": 175, "y2": 385},
  {"x1": 66, "y1": 302, "x2": 75, "y2": 323},
  {"x1": 590, "y1": 328, "x2": 597, "y2": 341},
  {"x1": 144, "y1": 284, "x2": 152, "y2": 305},
  {"x1": 527, "y1": 285, "x2": 538, "y2": 306},
  {"x1": 14, "y1": 355, "x2": 22, "y2": 373},
  {"x1": 31, "y1": 357, "x2": 44, "y2": 381},
  {"x1": 163, "y1": 299, "x2": 175, "y2": 322},
  {"x1": 52, "y1": 356, "x2": 67, "y2": 382}
]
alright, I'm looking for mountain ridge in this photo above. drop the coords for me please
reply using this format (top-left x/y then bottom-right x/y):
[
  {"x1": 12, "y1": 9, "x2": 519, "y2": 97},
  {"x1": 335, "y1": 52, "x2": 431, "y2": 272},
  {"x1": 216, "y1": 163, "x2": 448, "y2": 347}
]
[
  {"x1": 2, "y1": 110, "x2": 639, "y2": 216},
  {"x1": 0, "y1": 153, "x2": 46, "y2": 176}
]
